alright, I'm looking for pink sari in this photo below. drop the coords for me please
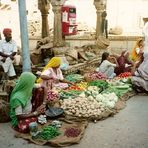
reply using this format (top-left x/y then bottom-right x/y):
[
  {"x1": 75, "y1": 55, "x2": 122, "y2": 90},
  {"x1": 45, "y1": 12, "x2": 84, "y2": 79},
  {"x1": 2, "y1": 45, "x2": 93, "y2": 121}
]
[{"x1": 41, "y1": 68, "x2": 68, "y2": 89}]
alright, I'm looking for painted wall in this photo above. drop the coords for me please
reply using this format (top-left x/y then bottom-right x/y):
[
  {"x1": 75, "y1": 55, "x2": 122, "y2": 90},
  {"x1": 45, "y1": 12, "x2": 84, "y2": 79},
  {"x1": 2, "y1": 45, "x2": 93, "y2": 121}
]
[{"x1": 0, "y1": 0, "x2": 148, "y2": 47}]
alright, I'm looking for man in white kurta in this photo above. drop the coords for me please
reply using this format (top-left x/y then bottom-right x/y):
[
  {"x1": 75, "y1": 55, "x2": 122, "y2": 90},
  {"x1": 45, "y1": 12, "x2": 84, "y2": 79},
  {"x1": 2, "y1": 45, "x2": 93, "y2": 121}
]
[{"x1": 0, "y1": 28, "x2": 17, "y2": 79}]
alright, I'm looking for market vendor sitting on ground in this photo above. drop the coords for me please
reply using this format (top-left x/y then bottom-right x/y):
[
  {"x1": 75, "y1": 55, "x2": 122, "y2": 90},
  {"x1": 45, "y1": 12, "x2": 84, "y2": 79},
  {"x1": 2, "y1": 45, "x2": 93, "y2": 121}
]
[
  {"x1": 0, "y1": 28, "x2": 17, "y2": 80},
  {"x1": 10, "y1": 72, "x2": 46, "y2": 133},
  {"x1": 131, "y1": 51, "x2": 148, "y2": 93},
  {"x1": 37, "y1": 57, "x2": 74, "y2": 89},
  {"x1": 115, "y1": 49, "x2": 133, "y2": 76},
  {"x1": 97, "y1": 52, "x2": 118, "y2": 79}
]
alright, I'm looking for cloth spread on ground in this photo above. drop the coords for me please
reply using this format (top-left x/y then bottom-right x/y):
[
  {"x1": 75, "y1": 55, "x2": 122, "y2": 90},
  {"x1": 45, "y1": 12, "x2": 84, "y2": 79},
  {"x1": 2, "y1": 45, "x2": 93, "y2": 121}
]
[{"x1": 15, "y1": 118, "x2": 88, "y2": 147}]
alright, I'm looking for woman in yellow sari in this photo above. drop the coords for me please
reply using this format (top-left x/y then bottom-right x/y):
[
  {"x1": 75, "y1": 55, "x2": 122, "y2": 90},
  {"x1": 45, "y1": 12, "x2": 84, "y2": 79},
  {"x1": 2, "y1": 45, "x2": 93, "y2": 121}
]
[
  {"x1": 131, "y1": 38, "x2": 144, "y2": 62},
  {"x1": 37, "y1": 57, "x2": 73, "y2": 89}
]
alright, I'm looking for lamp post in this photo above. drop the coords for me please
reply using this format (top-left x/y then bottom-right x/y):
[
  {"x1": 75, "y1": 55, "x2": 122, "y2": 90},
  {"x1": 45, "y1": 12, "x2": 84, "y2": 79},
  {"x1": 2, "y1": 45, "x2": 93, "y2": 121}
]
[{"x1": 18, "y1": 0, "x2": 31, "y2": 72}]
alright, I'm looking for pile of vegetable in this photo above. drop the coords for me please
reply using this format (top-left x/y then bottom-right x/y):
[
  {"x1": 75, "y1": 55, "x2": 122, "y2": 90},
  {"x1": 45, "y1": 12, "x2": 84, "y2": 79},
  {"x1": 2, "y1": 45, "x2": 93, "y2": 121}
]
[
  {"x1": 64, "y1": 128, "x2": 81, "y2": 137},
  {"x1": 118, "y1": 72, "x2": 132, "y2": 78},
  {"x1": 60, "y1": 90, "x2": 82, "y2": 99},
  {"x1": 95, "y1": 93, "x2": 118, "y2": 109},
  {"x1": 102, "y1": 84, "x2": 132, "y2": 98},
  {"x1": 34, "y1": 125, "x2": 60, "y2": 140},
  {"x1": 84, "y1": 72, "x2": 107, "y2": 81},
  {"x1": 61, "y1": 97, "x2": 106, "y2": 118},
  {"x1": 88, "y1": 80, "x2": 108, "y2": 92},
  {"x1": 46, "y1": 90, "x2": 59, "y2": 101},
  {"x1": 81, "y1": 86, "x2": 118, "y2": 109},
  {"x1": 65, "y1": 74, "x2": 84, "y2": 83},
  {"x1": 84, "y1": 86, "x2": 100, "y2": 98},
  {"x1": 76, "y1": 82, "x2": 88, "y2": 90},
  {"x1": 66, "y1": 85, "x2": 82, "y2": 91}
]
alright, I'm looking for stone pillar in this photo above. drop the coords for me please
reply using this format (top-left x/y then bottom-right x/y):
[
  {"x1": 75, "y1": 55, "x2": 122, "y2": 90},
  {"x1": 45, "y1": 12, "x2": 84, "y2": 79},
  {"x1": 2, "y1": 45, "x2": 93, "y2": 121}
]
[
  {"x1": 51, "y1": 0, "x2": 65, "y2": 47},
  {"x1": 94, "y1": 0, "x2": 106, "y2": 39},
  {"x1": 38, "y1": 0, "x2": 50, "y2": 38}
]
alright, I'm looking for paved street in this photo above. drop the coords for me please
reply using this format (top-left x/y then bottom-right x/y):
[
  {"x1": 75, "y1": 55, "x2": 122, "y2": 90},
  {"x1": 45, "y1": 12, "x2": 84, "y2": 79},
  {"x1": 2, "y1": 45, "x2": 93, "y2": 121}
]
[{"x1": 0, "y1": 95, "x2": 148, "y2": 148}]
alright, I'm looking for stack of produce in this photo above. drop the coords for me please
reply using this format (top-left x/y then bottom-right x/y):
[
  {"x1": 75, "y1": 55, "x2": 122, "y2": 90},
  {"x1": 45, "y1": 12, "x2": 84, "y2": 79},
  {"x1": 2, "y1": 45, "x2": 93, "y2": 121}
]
[
  {"x1": 82, "y1": 86, "x2": 118, "y2": 109},
  {"x1": 46, "y1": 90, "x2": 59, "y2": 101},
  {"x1": 102, "y1": 84, "x2": 132, "y2": 98},
  {"x1": 84, "y1": 86, "x2": 100, "y2": 98},
  {"x1": 118, "y1": 72, "x2": 132, "y2": 78},
  {"x1": 66, "y1": 85, "x2": 82, "y2": 91},
  {"x1": 84, "y1": 72, "x2": 107, "y2": 81},
  {"x1": 65, "y1": 74, "x2": 84, "y2": 83},
  {"x1": 60, "y1": 90, "x2": 82, "y2": 99},
  {"x1": 64, "y1": 128, "x2": 81, "y2": 138},
  {"x1": 34, "y1": 125, "x2": 60, "y2": 140},
  {"x1": 61, "y1": 97, "x2": 107, "y2": 118},
  {"x1": 95, "y1": 93, "x2": 118, "y2": 109},
  {"x1": 88, "y1": 80, "x2": 108, "y2": 92},
  {"x1": 76, "y1": 82, "x2": 88, "y2": 90}
]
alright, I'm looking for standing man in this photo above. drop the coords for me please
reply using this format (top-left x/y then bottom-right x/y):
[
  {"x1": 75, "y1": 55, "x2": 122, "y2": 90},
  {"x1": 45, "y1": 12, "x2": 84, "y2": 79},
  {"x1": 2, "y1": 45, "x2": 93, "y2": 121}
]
[
  {"x1": 0, "y1": 28, "x2": 17, "y2": 80},
  {"x1": 101, "y1": 11, "x2": 108, "y2": 39}
]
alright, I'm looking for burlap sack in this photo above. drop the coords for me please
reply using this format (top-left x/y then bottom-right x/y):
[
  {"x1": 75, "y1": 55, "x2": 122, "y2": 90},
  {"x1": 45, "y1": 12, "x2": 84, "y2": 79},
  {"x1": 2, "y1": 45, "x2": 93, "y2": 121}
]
[
  {"x1": 66, "y1": 49, "x2": 78, "y2": 60},
  {"x1": 15, "y1": 118, "x2": 88, "y2": 147},
  {"x1": 0, "y1": 100, "x2": 10, "y2": 123},
  {"x1": 31, "y1": 53, "x2": 42, "y2": 65}
]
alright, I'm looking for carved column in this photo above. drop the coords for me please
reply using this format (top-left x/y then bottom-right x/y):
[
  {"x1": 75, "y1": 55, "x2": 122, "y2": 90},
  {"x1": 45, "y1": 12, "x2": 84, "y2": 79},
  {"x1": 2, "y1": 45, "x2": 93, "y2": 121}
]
[
  {"x1": 51, "y1": 0, "x2": 65, "y2": 47},
  {"x1": 94, "y1": 0, "x2": 106, "y2": 39},
  {"x1": 38, "y1": 0, "x2": 50, "y2": 38}
]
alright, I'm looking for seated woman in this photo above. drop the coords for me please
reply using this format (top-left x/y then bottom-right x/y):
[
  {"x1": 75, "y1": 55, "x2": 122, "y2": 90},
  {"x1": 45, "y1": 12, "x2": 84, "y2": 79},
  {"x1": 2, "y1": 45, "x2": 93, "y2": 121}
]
[
  {"x1": 131, "y1": 51, "x2": 148, "y2": 93},
  {"x1": 115, "y1": 50, "x2": 133, "y2": 75},
  {"x1": 37, "y1": 57, "x2": 73, "y2": 89},
  {"x1": 10, "y1": 72, "x2": 46, "y2": 133},
  {"x1": 131, "y1": 38, "x2": 144, "y2": 62},
  {"x1": 98, "y1": 52, "x2": 118, "y2": 78}
]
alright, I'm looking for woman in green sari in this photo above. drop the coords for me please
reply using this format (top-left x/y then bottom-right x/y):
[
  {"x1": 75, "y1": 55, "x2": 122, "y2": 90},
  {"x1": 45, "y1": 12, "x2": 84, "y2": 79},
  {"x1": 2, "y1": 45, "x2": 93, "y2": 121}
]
[{"x1": 10, "y1": 72, "x2": 46, "y2": 132}]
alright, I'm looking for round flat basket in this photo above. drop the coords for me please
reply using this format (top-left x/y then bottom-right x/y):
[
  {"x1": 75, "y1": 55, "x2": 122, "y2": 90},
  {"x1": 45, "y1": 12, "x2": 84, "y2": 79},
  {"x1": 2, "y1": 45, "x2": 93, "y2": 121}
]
[{"x1": 45, "y1": 107, "x2": 64, "y2": 118}]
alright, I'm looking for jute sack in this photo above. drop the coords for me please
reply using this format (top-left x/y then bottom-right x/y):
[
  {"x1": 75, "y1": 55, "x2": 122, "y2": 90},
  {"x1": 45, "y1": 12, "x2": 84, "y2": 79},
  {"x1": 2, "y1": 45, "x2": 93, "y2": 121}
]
[
  {"x1": 66, "y1": 49, "x2": 78, "y2": 60},
  {"x1": 15, "y1": 119, "x2": 88, "y2": 147},
  {"x1": 0, "y1": 100, "x2": 10, "y2": 123}
]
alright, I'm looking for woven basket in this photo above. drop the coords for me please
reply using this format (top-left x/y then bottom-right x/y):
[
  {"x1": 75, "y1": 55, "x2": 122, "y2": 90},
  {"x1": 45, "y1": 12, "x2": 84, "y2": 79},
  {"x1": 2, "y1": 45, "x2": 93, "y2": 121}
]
[
  {"x1": 80, "y1": 67, "x2": 96, "y2": 75},
  {"x1": 47, "y1": 98, "x2": 61, "y2": 108},
  {"x1": 66, "y1": 49, "x2": 78, "y2": 60},
  {"x1": 84, "y1": 73, "x2": 93, "y2": 82},
  {"x1": 96, "y1": 36, "x2": 110, "y2": 49}
]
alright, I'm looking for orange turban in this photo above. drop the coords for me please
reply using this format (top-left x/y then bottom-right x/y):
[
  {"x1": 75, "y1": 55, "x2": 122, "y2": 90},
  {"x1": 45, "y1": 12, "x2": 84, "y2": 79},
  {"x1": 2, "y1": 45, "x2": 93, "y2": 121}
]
[{"x1": 3, "y1": 28, "x2": 12, "y2": 36}]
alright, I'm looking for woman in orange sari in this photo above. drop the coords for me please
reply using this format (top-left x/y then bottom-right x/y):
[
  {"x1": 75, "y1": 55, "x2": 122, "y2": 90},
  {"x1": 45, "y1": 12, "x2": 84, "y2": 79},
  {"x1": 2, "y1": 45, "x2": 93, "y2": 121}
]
[{"x1": 131, "y1": 38, "x2": 144, "y2": 62}]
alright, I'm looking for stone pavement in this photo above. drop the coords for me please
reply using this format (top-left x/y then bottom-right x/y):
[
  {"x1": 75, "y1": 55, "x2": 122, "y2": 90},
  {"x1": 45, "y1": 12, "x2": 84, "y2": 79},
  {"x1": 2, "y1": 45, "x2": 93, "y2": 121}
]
[{"x1": 0, "y1": 95, "x2": 148, "y2": 148}]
